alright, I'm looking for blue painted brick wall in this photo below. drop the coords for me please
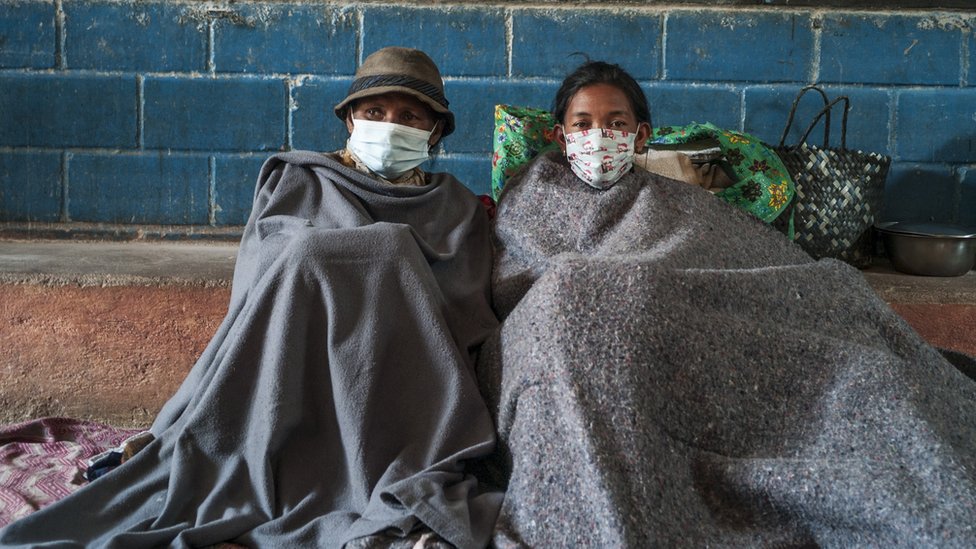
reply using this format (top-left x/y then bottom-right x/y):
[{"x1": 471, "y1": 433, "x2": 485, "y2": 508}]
[
  {"x1": 143, "y1": 77, "x2": 288, "y2": 151},
  {"x1": 0, "y1": 1, "x2": 55, "y2": 69},
  {"x1": 362, "y1": 6, "x2": 507, "y2": 77},
  {"x1": 291, "y1": 77, "x2": 353, "y2": 152},
  {"x1": 884, "y1": 163, "x2": 961, "y2": 224},
  {"x1": 0, "y1": 151, "x2": 62, "y2": 221},
  {"x1": 213, "y1": 5, "x2": 358, "y2": 74},
  {"x1": 214, "y1": 154, "x2": 268, "y2": 225},
  {"x1": 0, "y1": 74, "x2": 136, "y2": 148},
  {"x1": 1, "y1": 2, "x2": 973, "y2": 228},
  {"x1": 819, "y1": 13, "x2": 964, "y2": 86},
  {"x1": 68, "y1": 152, "x2": 210, "y2": 224},
  {"x1": 655, "y1": 84, "x2": 741, "y2": 133},
  {"x1": 744, "y1": 86, "x2": 893, "y2": 155},
  {"x1": 512, "y1": 10, "x2": 661, "y2": 79},
  {"x1": 666, "y1": 12, "x2": 814, "y2": 83},
  {"x1": 66, "y1": 2, "x2": 208, "y2": 72},
  {"x1": 896, "y1": 89, "x2": 976, "y2": 163},
  {"x1": 961, "y1": 169, "x2": 976, "y2": 226}
]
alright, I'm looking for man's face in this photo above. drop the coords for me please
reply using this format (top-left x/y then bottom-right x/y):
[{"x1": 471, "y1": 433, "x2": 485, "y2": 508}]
[{"x1": 345, "y1": 92, "x2": 442, "y2": 146}]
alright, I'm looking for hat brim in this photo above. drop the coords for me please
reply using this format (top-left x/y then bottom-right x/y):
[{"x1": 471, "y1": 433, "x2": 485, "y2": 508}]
[{"x1": 334, "y1": 86, "x2": 455, "y2": 137}]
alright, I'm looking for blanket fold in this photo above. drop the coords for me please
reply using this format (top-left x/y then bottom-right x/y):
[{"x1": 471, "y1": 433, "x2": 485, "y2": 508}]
[
  {"x1": 0, "y1": 151, "x2": 501, "y2": 549},
  {"x1": 479, "y1": 151, "x2": 976, "y2": 547}
]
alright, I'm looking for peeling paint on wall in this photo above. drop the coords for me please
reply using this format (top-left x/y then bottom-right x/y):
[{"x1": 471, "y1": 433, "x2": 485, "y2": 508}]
[{"x1": 916, "y1": 14, "x2": 971, "y2": 32}]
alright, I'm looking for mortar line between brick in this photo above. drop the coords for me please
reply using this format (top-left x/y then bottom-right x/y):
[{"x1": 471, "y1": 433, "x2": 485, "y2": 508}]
[
  {"x1": 356, "y1": 9, "x2": 364, "y2": 66},
  {"x1": 505, "y1": 9, "x2": 513, "y2": 78},
  {"x1": 137, "y1": 76, "x2": 144, "y2": 149},
  {"x1": 208, "y1": 156, "x2": 217, "y2": 226},
  {"x1": 207, "y1": 18, "x2": 216, "y2": 73},
  {"x1": 0, "y1": 146, "x2": 257, "y2": 156},
  {"x1": 55, "y1": 0, "x2": 65, "y2": 69},
  {"x1": 285, "y1": 80, "x2": 294, "y2": 151},
  {"x1": 660, "y1": 12, "x2": 668, "y2": 81},
  {"x1": 889, "y1": 90, "x2": 899, "y2": 162},
  {"x1": 0, "y1": 69, "x2": 337, "y2": 80},
  {"x1": 739, "y1": 89, "x2": 747, "y2": 132},
  {"x1": 960, "y1": 29, "x2": 969, "y2": 87},
  {"x1": 810, "y1": 11, "x2": 822, "y2": 83},
  {"x1": 60, "y1": 152, "x2": 69, "y2": 222},
  {"x1": 952, "y1": 168, "x2": 963, "y2": 223}
]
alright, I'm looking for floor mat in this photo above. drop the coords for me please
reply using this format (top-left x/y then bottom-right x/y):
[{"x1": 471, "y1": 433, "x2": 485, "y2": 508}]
[{"x1": 0, "y1": 417, "x2": 142, "y2": 527}]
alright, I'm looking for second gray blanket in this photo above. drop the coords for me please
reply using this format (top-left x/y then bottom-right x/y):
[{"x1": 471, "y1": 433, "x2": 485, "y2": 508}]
[{"x1": 479, "y1": 151, "x2": 976, "y2": 547}]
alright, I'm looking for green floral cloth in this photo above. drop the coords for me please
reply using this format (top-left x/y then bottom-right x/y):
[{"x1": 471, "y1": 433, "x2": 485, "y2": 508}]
[
  {"x1": 651, "y1": 122, "x2": 794, "y2": 224},
  {"x1": 491, "y1": 105, "x2": 559, "y2": 200},
  {"x1": 490, "y1": 106, "x2": 794, "y2": 227}
]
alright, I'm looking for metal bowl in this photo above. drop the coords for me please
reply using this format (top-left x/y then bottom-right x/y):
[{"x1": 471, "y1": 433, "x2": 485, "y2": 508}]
[{"x1": 875, "y1": 221, "x2": 976, "y2": 277}]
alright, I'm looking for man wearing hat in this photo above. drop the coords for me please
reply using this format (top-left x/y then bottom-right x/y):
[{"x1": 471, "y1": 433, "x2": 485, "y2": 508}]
[
  {"x1": 0, "y1": 47, "x2": 501, "y2": 549},
  {"x1": 333, "y1": 46, "x2": 455, "y2": 186}
]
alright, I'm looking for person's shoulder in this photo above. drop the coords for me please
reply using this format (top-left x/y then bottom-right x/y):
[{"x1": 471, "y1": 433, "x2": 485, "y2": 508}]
[
  {"x1": 426, "y1": 170, "x2": 464, "y2": 187},
  {"x1": 426, "y1": 171, "x2": 480, "y2": 200},
  {"x1": 252, "y1": 151, "x2": 353, "y2": 198},
  {"x1": 527, "y1": 149, "x2": 568, "y2": 178},
  {"x1": 262, "y1": 150, "x2": 341, "y2": 171},
  {"x1": 257, "y1": 150, "x2": 355, "y2": 187},
  {"x1": 501, "y1": 150, "x2": 572, "y2": 197}
]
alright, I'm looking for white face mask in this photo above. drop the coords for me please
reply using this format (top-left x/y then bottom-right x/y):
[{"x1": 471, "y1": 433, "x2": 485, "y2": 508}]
[
  {"x1": 346, "y1": 119, "x2": 435, "y2": 179},
  {"x1": 564, "y1": 128, "x2": 637, "y2": 190}
]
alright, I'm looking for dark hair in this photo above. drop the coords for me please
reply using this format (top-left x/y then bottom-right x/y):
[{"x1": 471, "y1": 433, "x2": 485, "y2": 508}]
[{"x1": 552, "y1": 60, "x2": 652, "y2": 129}]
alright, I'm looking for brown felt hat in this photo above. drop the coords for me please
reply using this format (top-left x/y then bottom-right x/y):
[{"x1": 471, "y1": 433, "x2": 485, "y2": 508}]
[{"x1": 334, "y1": 47, "x2": 454, "y2": 137}]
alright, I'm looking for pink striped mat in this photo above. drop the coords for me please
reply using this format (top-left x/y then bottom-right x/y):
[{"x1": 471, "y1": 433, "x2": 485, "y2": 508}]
[{"x1": 0, "y1": 417, "x2": 141, "y2": 527}]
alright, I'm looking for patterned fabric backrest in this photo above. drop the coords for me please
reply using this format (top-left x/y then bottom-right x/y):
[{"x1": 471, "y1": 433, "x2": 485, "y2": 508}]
[
  {"x1": 490, "y1": 106, "x2": 794, "y2": 226},
  {"x1": 652, "y1": 122, "x2": 794, "y2": 224},
  {"x1": 491, "y1": 105, "x2": 559, "y2": 200}
]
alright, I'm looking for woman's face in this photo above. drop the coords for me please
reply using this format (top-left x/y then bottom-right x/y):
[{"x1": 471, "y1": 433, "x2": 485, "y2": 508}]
[
  {"x1": 345, "y1": 92, "x2": 442, "y2": 146},
  {"x1": 555, "y1": 83, "x2": 651, "y2": 153}
]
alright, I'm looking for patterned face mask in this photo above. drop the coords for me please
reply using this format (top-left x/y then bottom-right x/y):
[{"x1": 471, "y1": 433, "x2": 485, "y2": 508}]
[{"x1": 564, "y1": 128, "x2": 637, "y2": 190}]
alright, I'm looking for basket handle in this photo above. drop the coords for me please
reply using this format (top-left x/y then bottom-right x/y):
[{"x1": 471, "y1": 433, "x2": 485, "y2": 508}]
[
  {"x1": 778, "y1": 84, "x2": 831, "y2": 148},
  {"x1": 794, "y1": 96, "x2": 850, "y2": 151}
]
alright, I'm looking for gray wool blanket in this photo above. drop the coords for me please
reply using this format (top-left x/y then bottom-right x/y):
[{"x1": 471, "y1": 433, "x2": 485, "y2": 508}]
[
  {"x1": 0, "y1": 151, "x2": 503, "y2": 548},
  {"x1": 477, "y1": 151, "x2": 976, "y2": 547}
]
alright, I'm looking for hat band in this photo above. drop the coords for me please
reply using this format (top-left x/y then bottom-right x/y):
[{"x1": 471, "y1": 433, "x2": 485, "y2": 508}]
[{"x1": 347, "y1": 74, "x2": 449, "y2": 108}]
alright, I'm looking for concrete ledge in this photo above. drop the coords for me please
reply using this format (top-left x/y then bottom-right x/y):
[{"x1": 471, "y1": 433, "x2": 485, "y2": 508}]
[
  {"x1": 0, "y1": 239, "x2": 238, "y2": 287},
  {"x1": 0, "y1": 222, "x2": 244, "y2": 243},
  {"x1": 861, "y1": 263, "x2": 976, "y2": 305}
]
